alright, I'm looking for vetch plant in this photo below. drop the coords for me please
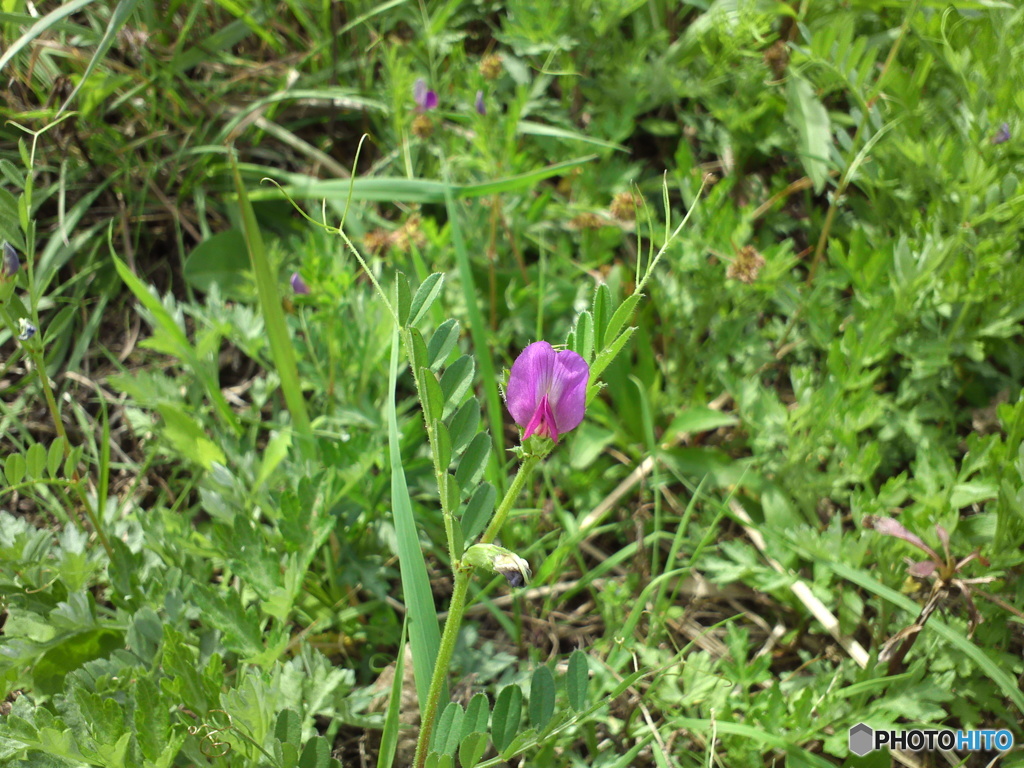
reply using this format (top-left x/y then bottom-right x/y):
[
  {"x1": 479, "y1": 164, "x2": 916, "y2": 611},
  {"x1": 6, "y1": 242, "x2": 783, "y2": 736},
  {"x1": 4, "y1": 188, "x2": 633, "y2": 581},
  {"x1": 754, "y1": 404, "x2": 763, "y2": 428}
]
[{"x1": 268, "y1": 143, "x2": 704, "y2": 767}]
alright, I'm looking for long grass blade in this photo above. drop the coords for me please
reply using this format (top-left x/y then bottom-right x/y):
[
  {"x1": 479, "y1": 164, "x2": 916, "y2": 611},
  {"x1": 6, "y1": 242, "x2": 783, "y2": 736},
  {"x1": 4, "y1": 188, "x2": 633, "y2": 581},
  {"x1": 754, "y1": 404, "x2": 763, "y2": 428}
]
[
  {"x1": 230, "y1": 154, "x2": 314, "y2": 453},
  {"x1": 57, "y1": 0, "x2": 143, "y2": 117},
  {"x1": 387, "y1": 324, "x2": 442, "y2": 711}
]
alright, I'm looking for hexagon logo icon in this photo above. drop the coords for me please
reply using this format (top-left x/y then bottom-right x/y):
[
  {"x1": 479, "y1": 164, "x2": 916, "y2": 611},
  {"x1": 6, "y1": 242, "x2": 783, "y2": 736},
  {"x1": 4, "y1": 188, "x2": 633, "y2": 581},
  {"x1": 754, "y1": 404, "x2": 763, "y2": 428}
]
[{"x1": 849, "y1": 723, "x2": 874, "y2": 756}]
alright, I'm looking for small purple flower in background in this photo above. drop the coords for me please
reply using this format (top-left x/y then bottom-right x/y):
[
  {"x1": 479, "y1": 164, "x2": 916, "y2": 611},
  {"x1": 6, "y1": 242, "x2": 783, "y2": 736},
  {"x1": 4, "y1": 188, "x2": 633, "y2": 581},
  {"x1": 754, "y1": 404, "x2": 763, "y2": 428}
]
[
  {"x1": 991, "y1": 123, "x2": 1011, "y2": 145},
  {"x1": 474, "y1": 90, "x2": 486, "y2": 116},
  {"x1": 2, "y1": 242, "x2": 19, "y2": 279},
  {"x1": 290, "y1": 271, "x2": 310, "y2": 295},
  {"x1": 413, "y1": 78, "x2": 438, "y2": 112},
  {"x1": 506, "y1": 341, "x2": 589, "y2": 443}
]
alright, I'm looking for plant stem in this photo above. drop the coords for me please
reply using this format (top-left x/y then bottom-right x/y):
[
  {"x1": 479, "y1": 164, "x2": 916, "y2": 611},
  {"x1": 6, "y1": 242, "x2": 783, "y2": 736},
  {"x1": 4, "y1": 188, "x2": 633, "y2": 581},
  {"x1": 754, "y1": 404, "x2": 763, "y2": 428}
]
[
  {"x1": 413, "y1": 567, "x2": 470, "y2": 768},
  {"x1": 480, "y1": 454, "x2": 540, "y2": 545},
  {"x1": 412, "y1": 453, "x2": 541, "y2": 768}
]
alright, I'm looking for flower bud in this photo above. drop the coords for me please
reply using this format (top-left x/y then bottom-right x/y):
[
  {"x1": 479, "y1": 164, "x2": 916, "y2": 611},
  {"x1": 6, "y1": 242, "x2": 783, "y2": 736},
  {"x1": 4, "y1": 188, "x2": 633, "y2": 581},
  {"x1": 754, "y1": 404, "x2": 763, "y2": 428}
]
[{"x1": 463, "y1": 544, "x2": 531, "y2": 588}]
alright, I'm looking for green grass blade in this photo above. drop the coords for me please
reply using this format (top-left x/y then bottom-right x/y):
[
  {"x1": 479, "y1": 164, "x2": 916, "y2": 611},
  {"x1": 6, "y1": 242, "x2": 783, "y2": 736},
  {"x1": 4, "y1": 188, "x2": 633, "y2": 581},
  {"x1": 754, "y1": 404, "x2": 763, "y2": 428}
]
[
  {"x1": 377, "y1": 619, "x2": 409, "y2": 768},
  {"x1": 230, "y1": 154, "x2": 313, "y2": 453},
  {"x1": 243, "y1": 156, "x2": 598, "y2": 205},
  {"x1": 517, "y1": 120, "x2": 627, "y2": 152},
  {"x1": 387, "y1": 325, "x2": 442, "y2": 712},
  {"x1": 56, "y1": 0, "x2": 143, "y2": 117},
  {"x1": 0, "y1": 0, "x2": 93, "y2": 75}
]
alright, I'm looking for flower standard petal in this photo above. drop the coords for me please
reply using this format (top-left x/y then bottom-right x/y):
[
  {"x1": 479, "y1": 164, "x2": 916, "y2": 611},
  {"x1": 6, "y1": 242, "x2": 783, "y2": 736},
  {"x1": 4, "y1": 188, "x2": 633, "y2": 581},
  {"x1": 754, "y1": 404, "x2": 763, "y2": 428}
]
[
  {"x1": 506, "y1": 341, "x2": 556, "y2": 428},
  {"x1": 549, "y1": 349, "x2": 589, "y2": 434}
]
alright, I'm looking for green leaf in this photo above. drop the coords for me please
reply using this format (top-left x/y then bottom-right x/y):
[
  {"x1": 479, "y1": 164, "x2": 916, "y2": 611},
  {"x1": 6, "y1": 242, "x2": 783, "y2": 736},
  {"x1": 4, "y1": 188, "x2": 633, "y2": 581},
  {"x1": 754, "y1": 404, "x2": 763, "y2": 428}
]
[
  {"x1": 47, "y1": 437, "x2": 65, "y2": 478},
  {"x1": 252, "y1": 155, "x2": 598, "y2": 204},
  {"x1": 275, "y1": 708, "x2": 301, "y2": 748},
  {"x1": 0, "y1": 188, "x2": 25, "y2": 250},
  {"x1": 491, "y1": 684, "x2": 522, "y2": 753},
  {"x1": 434, "y1": 421, "x2": 453, "y2": 469},
  {"x1": 427, "y1": 318, "x2": 460, "y2": 371},
  {"x1": 5, "y1": 452, "x2": 25, "y2": 485},
  {"x1": 432, "y1": 701, "x2": 464, "y2": 756},
  {"x1": 500, "y1": 727, "x2": 538, "y2": 760},
  {"x1": 133, "y1": 675, "x2": 176, "y2": 762},
  {"x1": 573, "y1": 311, "x2": 594, "y2": 363},
  {"x1": 156, "y1": 404, "x2": 226, "y2": 470},
  {"x1": 593, "y1": 283, "x2": 611, "y2": 349},
  {"x1": 447, "y1": 399, "x2": 481, "y2": 455},
  {"x1": 396, "y1": 273, "x2": 412, "y2": 326},
  {"x1": 439, "y1": 355, "x2": 475, "y2": 419},
  {"x1": 461, "y1": 693, "x2": 490, "y2": 740},
  {"x1": 409, "y1": 273, "x2": 445, "y2": 326},
  {"x1": 33, "y1": 628, "x2": 123, "y2": 696},
  {"x1": 786, "y1": 73, "x2": 832, "y2": 194},
  {"x1": 566, "y1": 650, "x2": 589, "y2": 712},
  {"x1": 420, "y1": 368, "x2": 444, "y2": 423},
  {"x1": 528, "y1": 666, "x2": 555, "y2": 730},
  {"x1": 462, "y1": 483, "x2": 496, "y2": 541},
  {"x1": 454, "y1": 433, "x2": 490, "y2": 494},
  {"x1": 665, "y1": 407, "x2": 738, "y2": 437},
  {"x1": 298, "y1": 735, "x2": 332, "y2": 768},
  {"x1": 408, "y1": 327, "x2": 430, "y2": 372},
  {"x1": 458, "y1": 732, "x2": 488, "y2": 768},
  {"x1": 603, "y1": 293, "x2": 641, "y2": 347},
  {"x1": 182, "y1": 228, "x2": 254, "y2": 298},
  {"x1": 24, "y1": 442, "x2": 45, "y2": 480},
  {"x1": 589, "y1": 326, "x2": 636, "y2": 386}
]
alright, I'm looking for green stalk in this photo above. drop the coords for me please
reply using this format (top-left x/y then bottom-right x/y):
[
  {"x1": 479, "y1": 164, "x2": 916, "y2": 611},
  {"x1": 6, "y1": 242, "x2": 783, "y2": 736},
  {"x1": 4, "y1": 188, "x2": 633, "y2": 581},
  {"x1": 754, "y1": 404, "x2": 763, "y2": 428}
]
[
  {"x1": 412, "y1": 454, "x2": 540, "y2": 768},
  {"x1": 479, "y1": 454, "x2": 540, "y2": 545},
  {"x1": 412, "y1": 568, "x2": 470, "y2": 768}
]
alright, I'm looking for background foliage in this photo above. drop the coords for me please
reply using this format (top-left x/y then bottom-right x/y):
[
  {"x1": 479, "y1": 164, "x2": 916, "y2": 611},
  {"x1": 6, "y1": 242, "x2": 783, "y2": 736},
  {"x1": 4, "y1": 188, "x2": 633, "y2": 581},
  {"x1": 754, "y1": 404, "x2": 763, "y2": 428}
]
[{"x1": 1, "y1": 0, "x2": 1023, "y2": 766}]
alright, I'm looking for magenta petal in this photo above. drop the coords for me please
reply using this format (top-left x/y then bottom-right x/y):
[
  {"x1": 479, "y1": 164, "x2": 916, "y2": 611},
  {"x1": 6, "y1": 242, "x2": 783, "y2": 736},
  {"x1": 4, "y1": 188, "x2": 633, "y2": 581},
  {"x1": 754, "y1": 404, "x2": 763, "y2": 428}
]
[
  {"x1": 506, "y1": 341, "x2": 589, "y2": 441},
  {"x1": 424, "y1": 90, "x2": 438, "y2": 110},
  {"x1": 506, "y1": 341, "x2": 557, "y2": 428},
  {"x1": 548, "y1": 349, "x2": 589, "y2": 434}
]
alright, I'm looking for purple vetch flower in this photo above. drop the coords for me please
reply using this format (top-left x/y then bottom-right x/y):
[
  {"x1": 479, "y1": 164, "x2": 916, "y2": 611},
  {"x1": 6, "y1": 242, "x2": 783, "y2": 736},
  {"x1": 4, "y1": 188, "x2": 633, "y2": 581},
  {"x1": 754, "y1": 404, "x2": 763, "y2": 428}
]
[
  {"x1": 506, "y1": 341, "x2": 589, "y2": 443},
  {"x1": 992, "y1": 123, "x2": 1011, "y2": 145},
  {"x1": 474, "y1": 90, "x2": 486, "y2": 116},
  {"x1": 290, "y1": 272, "x2": 310, "y2": 295},
  {"x1": 413, "y1": 78, "x2": 438, "y2": 112},
  {"x1": 2, "y1": 242, "x2": 19, "y2": 278}
]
